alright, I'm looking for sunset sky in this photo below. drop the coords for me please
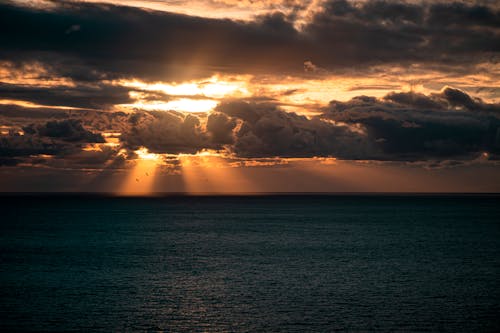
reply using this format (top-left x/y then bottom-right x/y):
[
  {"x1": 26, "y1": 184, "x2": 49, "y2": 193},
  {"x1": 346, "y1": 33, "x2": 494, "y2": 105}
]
[{"x1": 1, "y1": 0, "x2": 499, "y2": 194}]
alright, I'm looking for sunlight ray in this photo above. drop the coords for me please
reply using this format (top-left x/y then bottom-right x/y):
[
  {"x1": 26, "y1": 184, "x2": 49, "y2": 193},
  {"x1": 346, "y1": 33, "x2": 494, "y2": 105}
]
[
  {"x1": 119, "y1": 148, "x2": 160, "y2": 195},
  {"x1": 179, "y1": 153, "x2": 259, "y2": 194}
]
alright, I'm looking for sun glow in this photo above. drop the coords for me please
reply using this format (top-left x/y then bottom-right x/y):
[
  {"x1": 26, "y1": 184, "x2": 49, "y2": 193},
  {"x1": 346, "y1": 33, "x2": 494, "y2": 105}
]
[
  {"x1": 119, "y1": 148, "x2": 161, "y2": 195},
  {"x1": 118, "y1": 75, "x2": 250, "y2": 98},
  {"x1": 159, "y1": 98, "x2": 218, "y2": 113},
  {"x1": 116, "y1": 75, "x2": 251, "y2": 113},
  {"x1": 135, "y1": 147, "x2": 161, "y2": 161},
  {"x1": 118, "y1": 99, "x2": 218, "y2": 113}
]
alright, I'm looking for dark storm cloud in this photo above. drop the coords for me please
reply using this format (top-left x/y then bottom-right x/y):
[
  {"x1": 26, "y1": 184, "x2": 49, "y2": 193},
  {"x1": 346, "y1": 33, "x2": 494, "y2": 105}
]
[
  {"x1": 305, "y1": 0, "x2": 500, "y2": 68},
  {"x1": 0, "y1": 119, "x2": 104, "y2": 165},
  {"x1": 323, "y1": 87, "x2": 500, "y2": 160},
  {"x1": 24, "y1": 119, "x2": 105, "y2": 142},
  {"x1": 0, "y1": 134, "x2": 66, "y2": 158},
  {"x1": 0, "y1": 0, "x2": 498, "y2": 82}
]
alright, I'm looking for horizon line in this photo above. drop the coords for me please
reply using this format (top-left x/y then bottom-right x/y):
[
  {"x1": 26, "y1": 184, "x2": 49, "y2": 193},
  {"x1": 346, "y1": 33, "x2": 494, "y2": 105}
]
[{"x1": 0, "y1": 192, "x2": 499, "y2": 198}]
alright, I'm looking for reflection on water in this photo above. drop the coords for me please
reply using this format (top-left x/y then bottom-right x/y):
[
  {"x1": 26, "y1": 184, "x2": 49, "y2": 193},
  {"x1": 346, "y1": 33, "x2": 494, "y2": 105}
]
[{"x1": 0, "y1": 195, "x2": 499, "y2": 332}]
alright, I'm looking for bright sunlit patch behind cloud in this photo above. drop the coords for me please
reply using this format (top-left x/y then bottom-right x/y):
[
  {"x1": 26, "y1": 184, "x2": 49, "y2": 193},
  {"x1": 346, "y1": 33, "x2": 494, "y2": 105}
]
[
  {"x1": 161, "y1": 98, "x2": 218, "y2": 113},
  {"x1": 119, "y1": 99, "x2": 218, "y2": 113},
  {"x1": 116, "y1": 75, "x2": 250, "y2": 113},
  {"x1": 117, "y1": 75, "x2": 250, "y2": 97}
]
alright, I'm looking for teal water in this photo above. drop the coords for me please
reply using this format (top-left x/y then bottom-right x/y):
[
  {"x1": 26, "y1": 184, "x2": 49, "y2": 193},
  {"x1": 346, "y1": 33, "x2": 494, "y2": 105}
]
[{"x1": 1, "y1": 195, "x2": 499, "y2": 332}]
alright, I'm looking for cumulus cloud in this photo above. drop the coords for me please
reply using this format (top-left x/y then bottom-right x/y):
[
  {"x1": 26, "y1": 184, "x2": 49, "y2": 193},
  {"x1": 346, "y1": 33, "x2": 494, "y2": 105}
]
[
  {"x1": 0, "y1": 134, "x2": 66, "y2": 160},
  {"x1": 0, "y1": 119, "x2": 105, "y2": 165},
  {"x1": 121, "y1": 111, "x2": 213, "y2": 154},
  {"x1": 24, "y1": 119, "x2": 104, "y2": 142},
  {"x1": 206, "y1": 112, "x2": 237, "y2": 144},
  {"x1": 108, "y1": 101, "x2": 374, "y2": 158},
  {"x1": 323, "y1": 87, "x2": 500, "y2": 160},
  {"x1": 215, "y1": 100, "x2": 374, "y2": 158},
  {"x1": 101, "y1": 88, "x2": 499, "y2": 162}
]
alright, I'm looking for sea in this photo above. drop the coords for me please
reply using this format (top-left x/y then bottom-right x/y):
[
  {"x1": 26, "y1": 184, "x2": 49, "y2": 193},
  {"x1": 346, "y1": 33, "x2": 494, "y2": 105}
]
[{"x1": 0, "y1": 194, "x2": 499, "y2": 332}]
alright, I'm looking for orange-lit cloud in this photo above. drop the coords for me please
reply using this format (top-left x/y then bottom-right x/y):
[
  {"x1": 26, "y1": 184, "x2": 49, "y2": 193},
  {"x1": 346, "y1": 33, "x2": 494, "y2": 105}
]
[
  {"x1": 112, "y1": 66, "x2": 500, "y2": 116},
  {"x1": 0, "y1": 99, "x2": 88, "y2": 110},
  {"x1": 0, "y1": 61, "x2": 76, "y2": 87},
  {"x1": 54, "y1": 0, "x2": 326, "y2": 23}
]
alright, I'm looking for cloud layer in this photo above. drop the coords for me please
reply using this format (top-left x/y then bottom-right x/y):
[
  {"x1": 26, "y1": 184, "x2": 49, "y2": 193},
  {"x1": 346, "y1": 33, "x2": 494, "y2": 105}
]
[
  {"x1": 1, "y1": 86, "x2": 499, "y2": 170},
  {"x1": 1, "y1": 0, "x2": 498, "y2": 83}
]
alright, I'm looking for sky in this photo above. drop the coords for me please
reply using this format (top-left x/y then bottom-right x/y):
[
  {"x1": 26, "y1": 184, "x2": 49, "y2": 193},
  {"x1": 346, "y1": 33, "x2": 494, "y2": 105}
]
[{"x1": 0, "y1": 0, "x2": 499, "y2": 194}]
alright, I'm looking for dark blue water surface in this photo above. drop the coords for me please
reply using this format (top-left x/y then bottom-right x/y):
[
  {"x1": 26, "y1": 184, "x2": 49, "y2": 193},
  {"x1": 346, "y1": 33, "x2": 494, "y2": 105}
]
[{"x1": 1, "y1": 195, "x2": 499, "y2": 332}]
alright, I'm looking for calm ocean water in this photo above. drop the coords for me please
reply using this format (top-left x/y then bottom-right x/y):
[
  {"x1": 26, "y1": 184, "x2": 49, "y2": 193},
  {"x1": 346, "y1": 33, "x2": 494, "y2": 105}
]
[{"x1": 0, "y1": 195, "x2": 499, "y2": 332}]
